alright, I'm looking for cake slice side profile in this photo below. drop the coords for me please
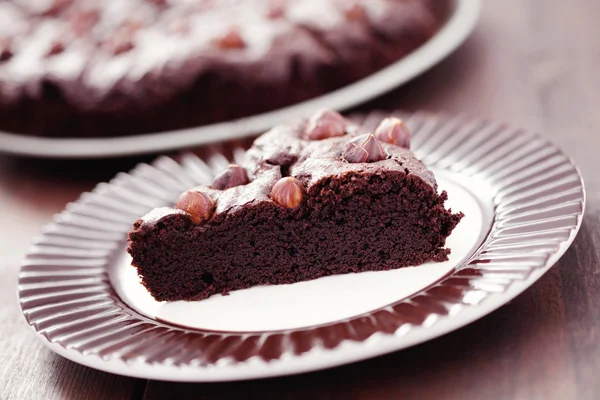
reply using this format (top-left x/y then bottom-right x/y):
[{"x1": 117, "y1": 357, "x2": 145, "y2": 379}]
[{"x1": 127, "y1": 110, "x2": 463, "y2": 301}]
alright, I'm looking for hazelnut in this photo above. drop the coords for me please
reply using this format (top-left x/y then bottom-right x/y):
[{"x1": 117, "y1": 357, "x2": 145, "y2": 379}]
[
  {"x1": 176, "y1": 190, "x2": 215, "y2": 224},
  {"x1": 374, "y1": 117, "x2": 410, "y2": 148},
  {"x1": 122, "y1": 19, "x2": 145, "y2": 33},
  {"x1": 104, "y1": 20, "x2": 144, "y2": 55},
  {"x1": 0, "y1": 38, "x2": 12, "y2": 62},
  {"x1": 211, "y1": 164, "x2": 250, "y2": 190},
  {"x1": 42, "y1": 0, "x2": 72, "y2": 17},
  {"x1": 304, "y1": 109, "x2": 347, "y2": 140},
  {"x1": 47, "y1": 42, "x2": 65, "y2": 57},
  {"x1": 267, "y1": 6, "x2": 285, "y2": 19},
  {"x1": 70, "y1": 9, "x2": 100, "y2": 36},
  {"x1": 270, "y1": 177, "x2": 305, "y2": 209},
  {"x1": 105, "y1": 33, "x2": 134, "y2": 55},
  {"x1": 168, "y1": 19, "x2": 190, "y2": 36},
  {"x1": 215, "y1": 29, "x2": 245, "y2": 49},
  {"x1": 267, "y1": 0, "x2": 285, "y2": 19},
  {"x1": 343, "y1": 133, "x2": 387, "y2": 163},
  {"x1": 345, "y1": 4, "x2": 367, "y2": 21}
]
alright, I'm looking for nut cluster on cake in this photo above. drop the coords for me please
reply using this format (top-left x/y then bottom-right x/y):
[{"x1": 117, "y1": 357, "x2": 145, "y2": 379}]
[{"x1": 174, "y1": 110, "x2": 413, "y2": 222}]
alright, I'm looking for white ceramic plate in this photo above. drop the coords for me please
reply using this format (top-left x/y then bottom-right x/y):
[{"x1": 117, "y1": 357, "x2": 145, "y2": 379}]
[
  {"x1": 18, "y1": 111, "x2": 585, "y2": 381},
  {"x1": 0, "y1": 0, "x2": 481, "y2": 158}
]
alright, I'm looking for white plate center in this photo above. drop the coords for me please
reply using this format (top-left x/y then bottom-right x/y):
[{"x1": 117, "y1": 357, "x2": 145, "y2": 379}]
[{"x1": 111, "y1": 171, "x2": 492, "y2": 332}]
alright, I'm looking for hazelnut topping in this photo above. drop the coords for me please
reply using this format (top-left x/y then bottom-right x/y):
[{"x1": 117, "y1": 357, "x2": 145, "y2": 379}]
[
  {"x1": 267, "y1": 6, "x2": 285, "y2": 19},
  {"x1": 304, "y1": 109, "x2": 347, "y2": 140},
  {"x1": 105, "y1": 33, "x2": 135, "y2": 55},
  {"x1": 104, "y1": 20, "x2": 144, "y2": 55},
  {"x1": 215, "y1": 30, "x2": 246, "y2": 49},
  {"x1": 211, "y1": 164, "x2": 250, "y2": 190},
  {"x1": 270, "y1": 177, "x2": 305, "y2": 209},
  {"x1": 343, "y1": 133, "x2": 387, "y2": 163},
  {"x1": 374, "y1": 117, "x2": 410, "y2": 148},
  {"x1": 42, "y1": 0, "x2": 73, "y2": 17},
  {"x1": 345, "y1": 4, "x2": 367, "y2": 21},
  {"x1": 70, "y1": 9, "x2": 100, "y2": 36},
  {"x1": 267, "y1": 0, "x2": 285, "y2": 19},
  {"x1": 168, "y1": 19, "x2": 190, "y2": 36},
  {"x1": 0, "y1": 38, "x2": 12, "y2": 62},
  {"x1": 47, "y1": 42, "x2": 65, "y2": 57},
  {"x1": 176, "y1": 190, "x2": 216, "y2": 224}
]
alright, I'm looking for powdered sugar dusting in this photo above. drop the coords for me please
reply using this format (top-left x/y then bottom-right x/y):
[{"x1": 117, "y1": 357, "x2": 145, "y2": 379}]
[
  {"x1": 0, "y1": 0, "x2": 421, "y2": 109},
  {"x1": 140, "y1": 206, "x2": 186, "y2": 224}
]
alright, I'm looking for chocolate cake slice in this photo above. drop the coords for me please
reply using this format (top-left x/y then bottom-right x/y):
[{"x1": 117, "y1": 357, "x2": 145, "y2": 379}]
[{"x1": 128, "y1": 110, "x2": 463, "y2": 301}]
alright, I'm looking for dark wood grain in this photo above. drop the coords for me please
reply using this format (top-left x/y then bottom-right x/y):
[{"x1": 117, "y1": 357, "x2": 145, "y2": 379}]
[
  {"x1": 0, "y1": 157, "x2": 148, "y2": 400},
  {"x1": 1, "y1": 0, "x2": 599, "y2": 399}
]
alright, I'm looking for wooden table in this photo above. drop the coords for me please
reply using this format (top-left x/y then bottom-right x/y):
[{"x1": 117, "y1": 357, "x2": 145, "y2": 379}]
[{"x1": 2, "y1": 1, "x2": 599, "y2": 398}]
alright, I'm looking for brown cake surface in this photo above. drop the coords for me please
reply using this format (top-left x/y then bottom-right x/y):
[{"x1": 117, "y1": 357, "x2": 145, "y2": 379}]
[
  {"x1": 0, "y1": 0, "x2": 450, "y2": 137},
  {"x1": 127, "y1": 110, "x2": 463, "y2": 301}
]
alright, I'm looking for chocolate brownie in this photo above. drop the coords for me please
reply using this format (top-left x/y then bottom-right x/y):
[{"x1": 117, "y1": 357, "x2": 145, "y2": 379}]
[
  {"x1": 0, "y1": 0, "x2": 450, "y2": 137},
  {"x1": 127, "y1": 110, "x2": 463, "y2": 301}
]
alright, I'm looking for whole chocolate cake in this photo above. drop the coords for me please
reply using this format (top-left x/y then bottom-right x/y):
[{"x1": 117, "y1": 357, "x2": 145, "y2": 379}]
[
  {"x1": 0, "y1": 0, "x2": 449, "y2": 137},
  {"x1": 128, "y1": 110, "x2": 463, "y2": 301}
]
